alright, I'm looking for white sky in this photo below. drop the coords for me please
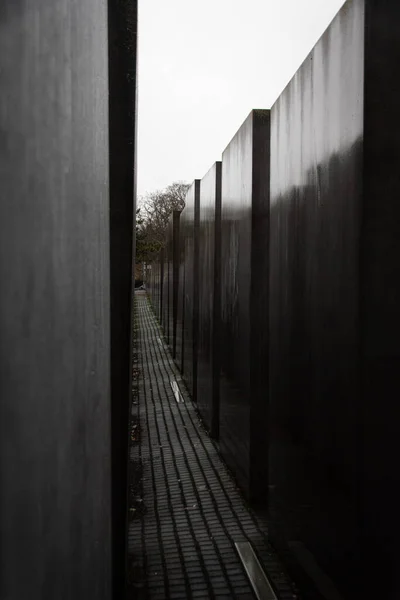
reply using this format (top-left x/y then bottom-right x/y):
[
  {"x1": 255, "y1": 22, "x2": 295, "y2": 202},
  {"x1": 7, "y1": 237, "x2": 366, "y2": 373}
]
[{"x1": 137, "y1": 0, "x2": 346, "y2": 198}]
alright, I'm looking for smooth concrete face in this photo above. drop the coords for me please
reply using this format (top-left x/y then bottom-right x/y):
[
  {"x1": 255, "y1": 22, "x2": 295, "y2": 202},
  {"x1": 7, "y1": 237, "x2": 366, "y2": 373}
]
[
  {"x1": 180, "y1": 181, "x2": 200, "y2": 399},
  {"x1": 159, "y1": 249, "x2": 165, "y2": 322},
  {"x1": 269, "y1": 0, "x2": 364, "y2": 596},
  {"x1": 148, "y1": 251, "x2": 165, "y2": 322},
  {"x1": 165, "y1": 214, "x2": 175, "y2": 347},
  {"x1": 162, "y1": 249, "x2": 170, "y2": 343},
  {"x1": 163, "y1": 211, "x2": 180, "y2": 356},
  {"x1": 146, "y1": 261, "x2": 157, "y2": 314},
  {"x1": 175, "y1": 226, "x2": 186, "y2": 374},
  {"x1": 220, "y1": 110, "x2": 270, "y2": 501},
  {"x1": 149, "y1": 251, "x2": 164, "y2": 321},
  {"x1": 0, "y1": 2, "x2": 111, "y2": 598},
  {"x1": 172, "y1": 211, "x2": 181, "y2": 358},
  {"x1": 361, "y1": 1, "x2": 400, "y2": 597},
  {"x1": 197, "y1": 163, "x2": 222, "y2": 437},
  {"x1": 108, "y1": 1, "x2": 138, "y2": 593}
]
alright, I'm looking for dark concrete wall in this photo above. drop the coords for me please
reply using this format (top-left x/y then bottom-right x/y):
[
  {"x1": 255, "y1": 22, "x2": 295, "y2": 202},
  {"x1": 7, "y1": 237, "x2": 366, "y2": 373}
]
[
  {"x1": 197, "y1": 163, "x2": 222, "y2": 437},
  {"x1": 147, "y1": 253, "x2": 164, "y2": 321},
  {"x1": 146, "y1": 262, "x2": 155, "y2": 309},
  {"x1": 172, "y1": 212, "x2": 181, "y2": 358},
  {"x1": 162, "y1": 250, "x2": 170, "y2": 343},
  {"x1": 220, "y1": 110, "x2": 270, "y2": 501},
  {"x1": 361, "y1": 1, "x2": 400, "y2": 597},
  {"x1": 269, "y1": 2, "x2": 364, "y2": 594},
  {"x1": 180, "y1": 181, "x2": 200, "y2": 400},
  {"x1": 0, "y1": 1, "x2": 112, "y2": 598},
  {"x1": 159, "y1": 249, "x2": 165, "y2": 322},
  {"x1": 108, "y1": 0, "x2": 138, "y2": 594},
  {"x1": 269, "y1": 0, "x2": 400, "y2": 597},
  {"x1": 164, "y1": 211, "x2": 181, "y2": 357},
  {"x1": 175, "y1": 226, "x2": 186, "y2": 375},
  {"x1": 165, "y1": 214, "x2": 174, "y2": 346}
]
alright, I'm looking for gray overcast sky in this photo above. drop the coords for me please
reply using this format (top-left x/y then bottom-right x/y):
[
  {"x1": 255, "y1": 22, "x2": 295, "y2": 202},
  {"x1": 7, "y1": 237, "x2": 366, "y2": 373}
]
[{"x1": 137, "y1": 0, "x2": 346, "y2": 198}]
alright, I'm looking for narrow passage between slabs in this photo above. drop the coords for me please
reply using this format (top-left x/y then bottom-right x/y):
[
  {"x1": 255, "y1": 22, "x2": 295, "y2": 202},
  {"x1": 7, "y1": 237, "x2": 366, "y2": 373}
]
[{"x1": 128, "y1": 291, "x2": 298, "y2": 600}]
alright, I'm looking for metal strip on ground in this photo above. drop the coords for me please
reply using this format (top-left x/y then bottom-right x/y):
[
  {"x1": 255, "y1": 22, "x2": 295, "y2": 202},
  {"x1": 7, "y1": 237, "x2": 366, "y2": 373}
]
[
  {"x1": 170, "y1": 379, "x2": 184, "y2": 403},
  {"x1": 235, "y1": 541, "x2": 278, "y2": 600},
  {"x1": 129, "y1": 294, "x2": 300, "y2": 599}
]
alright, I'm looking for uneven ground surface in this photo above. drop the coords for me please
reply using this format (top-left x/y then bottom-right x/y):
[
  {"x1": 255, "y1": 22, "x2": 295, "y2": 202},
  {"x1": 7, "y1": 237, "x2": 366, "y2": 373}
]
[{"x1": 127, "y1": 291, "x2": 299, "y2": 600}]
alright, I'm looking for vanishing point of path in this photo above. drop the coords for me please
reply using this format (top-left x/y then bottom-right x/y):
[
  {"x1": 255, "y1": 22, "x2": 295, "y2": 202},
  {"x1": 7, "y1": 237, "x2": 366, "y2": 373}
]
[{"x1": 127, "y1": 291, "x2": 299, "y2": 600}]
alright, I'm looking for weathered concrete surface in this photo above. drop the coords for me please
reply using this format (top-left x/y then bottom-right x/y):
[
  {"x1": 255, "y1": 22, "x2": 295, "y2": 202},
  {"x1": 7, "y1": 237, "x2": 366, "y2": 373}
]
[
  {"x1": 147, "y1": 253, "x2": 164, "y2": 321},
  {"x1": 269, "y1": 0, "x2": 400, "y2": 598},
  {"x1": 162, "y1": 247, "x2": 171, "y2": 343},
  {"x1": 155, "y1": 249, "x2": 165, "y2": 322},
  {"x1": 175, "y1": 222, "x2": 186, "y2": 375},
  {"x1": 108, "y1": 0, "x2": 138, "y2": 594},
  {"x1": 163, "y1": 211, "x2": 181, "y2": 358},
  {"x1": 197, "y1": 162, "x2": 222, "y2": 438},
  {"x1": 220, "y1": 110, "x2": 270, "y2": 503},
  {"x1": 179, "y1": 181, "x2": 200, "y2": 401},
  {"x1": 0, "y1": 1, "x2": 124, "y2": 598}
]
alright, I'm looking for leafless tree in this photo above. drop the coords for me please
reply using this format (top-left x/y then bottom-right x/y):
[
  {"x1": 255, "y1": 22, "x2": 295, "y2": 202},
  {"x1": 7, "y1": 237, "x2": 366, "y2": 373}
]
[
  {"x1": 140, "y1": 181, "x2": 189, "y2": 242},
  {"x1": 136, "y1": 180, "x2": 189, "y2": 262}
]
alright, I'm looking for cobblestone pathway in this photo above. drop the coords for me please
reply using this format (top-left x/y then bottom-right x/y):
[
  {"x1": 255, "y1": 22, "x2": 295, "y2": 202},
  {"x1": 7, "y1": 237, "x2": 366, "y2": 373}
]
[{"x1": 128, "y1": 291, "x2": 299, "y2": 600}]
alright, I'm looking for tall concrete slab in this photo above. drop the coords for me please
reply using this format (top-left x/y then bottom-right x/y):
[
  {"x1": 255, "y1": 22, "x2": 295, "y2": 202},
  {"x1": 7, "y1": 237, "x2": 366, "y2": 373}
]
[
  {"x1": 147, "y1": 250, "x2": 164, "y2": 321},
  {"x1": 161, "y1": 213, "x2": 179, "y2": 348},
  {"x1": 220, "y1": 110, "x2": 270, "y2": 501},
  {"x1": 175, "y1": 224, "x2": 186, "y2": 375},
  {"x1": 158, "y1": 248, "x2": 165, "y2": 322},
  {"x1": 180, "y1": 181, "x2": 200, "y2": 400},
  {"x1": 165, "y1": 214, "x2": 174, "y2": 346},
  {"x1": 0, "y1": 0, "x2": 119, "y2": 597},
  {"x1": 108, "y1": 1, "x2": 138, "y2": 594},
  {"x1": 197, "y1": 162, "x2": 222, "y2": 437},
  {"x1": 172, "y1": 212, "x2": 181, "y2": 358},
  {"x1": 146, "y1": 260, "x2": 155, "y2": 310},
  {"x1": 162, "y1": 245, "x2": 170, "y2": 342},
  {"x1": 165, "y1": 211, "x2": 181, "y2": 358},
  {"x1": 269, "y1": 1, "x2": 400, "y2": 597}
]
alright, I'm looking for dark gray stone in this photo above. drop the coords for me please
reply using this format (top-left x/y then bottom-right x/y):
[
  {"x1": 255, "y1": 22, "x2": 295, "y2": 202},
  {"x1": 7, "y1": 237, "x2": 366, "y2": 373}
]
[
  {"x1": 172, "y1": 212, "x2": 181, "y2": 358},
  {"x1": 175, "y1": 222, "x2": 186, "y2": 375},
  {"x1": 147, "y1": 250, "x2": 164, "y2": 321},
  {"x1": 161, "y1": 211, "x2": 180, "y2": 349},
  {"x1": 162, "y1": 241, "x2": 171, "y2": 343},
  {"x1": 0, "y1": 0, "x2": 137, "y2": 597},
  {"x1": 159, "y1": 248, "x2": 165, "y2": 322},
  {"x1": 166, "y1": 214, "x2": 175, "y2": 345},
  {"x1": 0, "y1": 1, "x2": 114, "y2": 598},
  {"x1": 178, "y1": 181, "x2": 200, "y2": 400},
  {"x1": 197, "y1": 162, "x2": 222, "y2": 438},
  {"x1": 108, "y1": 0, "x2": 138, "y2": 594},
  {"x1": 219, "y1": 110, "x2": 270, "y2": 502},
  {"x1": 269, "y1": 1, "x2": 400, "y2": 598},
  {"x1": 166, "y1": 211, "x2": 181, "y2": 358}
]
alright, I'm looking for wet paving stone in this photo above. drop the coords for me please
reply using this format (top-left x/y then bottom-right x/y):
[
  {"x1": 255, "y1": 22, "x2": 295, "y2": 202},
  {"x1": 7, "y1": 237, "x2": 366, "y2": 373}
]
[{"x1": 128, "y1": 292, "x2": 300, "y2": 599}]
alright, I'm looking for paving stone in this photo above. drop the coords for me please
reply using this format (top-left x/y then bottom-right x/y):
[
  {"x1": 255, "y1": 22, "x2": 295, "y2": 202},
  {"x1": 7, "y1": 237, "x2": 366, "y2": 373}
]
[{"x1": 128, "y1": 294, "x2": 301, "y2": 600}]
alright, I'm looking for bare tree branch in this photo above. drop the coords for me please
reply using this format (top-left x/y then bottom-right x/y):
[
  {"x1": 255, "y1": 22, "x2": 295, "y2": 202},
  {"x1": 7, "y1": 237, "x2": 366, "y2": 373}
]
[{"x1": 136, "y1": 180, "x2": 190, "y2": 262}]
